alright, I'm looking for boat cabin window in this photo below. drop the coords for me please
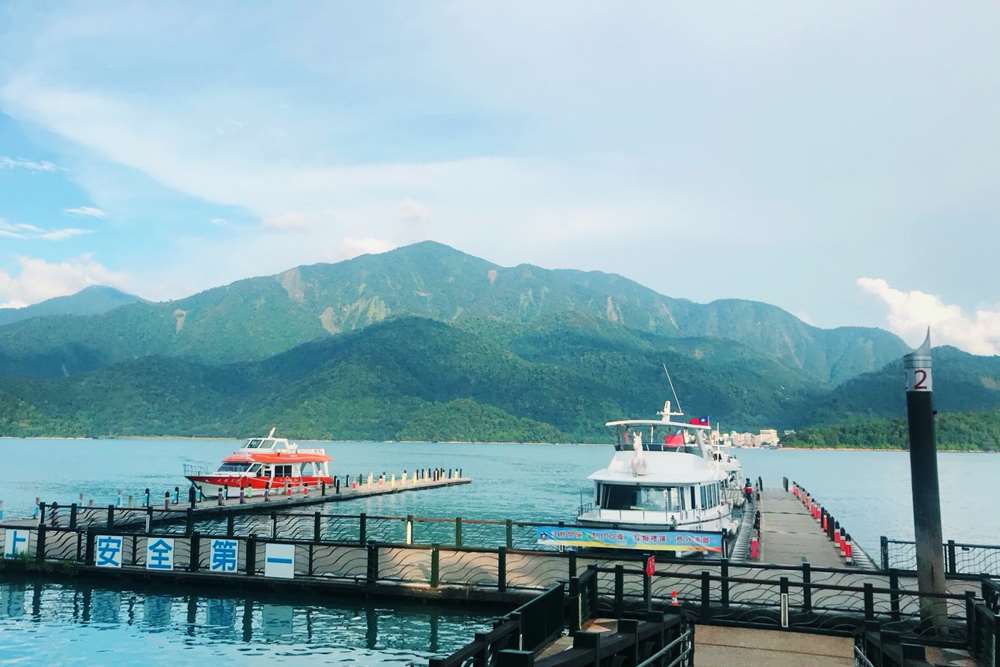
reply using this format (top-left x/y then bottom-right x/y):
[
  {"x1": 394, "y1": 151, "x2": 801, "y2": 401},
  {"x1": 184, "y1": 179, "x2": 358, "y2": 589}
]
[
  {"x1": 601, "y1": 484, "x2": 690, "y2": 512},
  {"x1": 217, "y1": 462, "x2": 252, "y2": 473},
  {"x1": 245, "y1": 439, "x2": 263, "y2": 449},
  {"x1": 699, "y1": 482, "x2": 721, "y2": 509},
  {"x1": 274, "y1": 464, "x2": 293, "y2": 477}
]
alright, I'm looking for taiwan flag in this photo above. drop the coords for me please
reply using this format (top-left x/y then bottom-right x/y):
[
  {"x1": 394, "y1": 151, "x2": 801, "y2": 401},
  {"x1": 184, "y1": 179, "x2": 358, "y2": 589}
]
[{"x1": 689, "y1": 416, "x2": 710, "y2": 426}]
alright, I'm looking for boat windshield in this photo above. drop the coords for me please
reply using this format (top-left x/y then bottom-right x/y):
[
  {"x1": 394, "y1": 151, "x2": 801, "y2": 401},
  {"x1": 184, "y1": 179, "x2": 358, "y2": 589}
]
[
  {"x1": 217, "y1": 462, "x2": 253, "y2": 473},
  {"x1": 245, "y1": 439, "x2": 263, "y2": 448},
  {"x1": 602, "y1": 484, "x2": 692, "y2": 512}
]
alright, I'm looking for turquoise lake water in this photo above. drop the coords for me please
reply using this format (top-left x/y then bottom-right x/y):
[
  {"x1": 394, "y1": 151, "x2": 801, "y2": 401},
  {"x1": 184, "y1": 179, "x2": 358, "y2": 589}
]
[{"x1": 1, "y1": 438, "x2": 999, "y2": 664}]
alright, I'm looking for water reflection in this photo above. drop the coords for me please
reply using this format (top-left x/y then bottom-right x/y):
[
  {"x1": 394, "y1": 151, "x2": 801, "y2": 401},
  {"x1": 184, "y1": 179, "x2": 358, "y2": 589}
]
[{"x1": 0, "y1": 576, "x2": 492, "y2": 665}]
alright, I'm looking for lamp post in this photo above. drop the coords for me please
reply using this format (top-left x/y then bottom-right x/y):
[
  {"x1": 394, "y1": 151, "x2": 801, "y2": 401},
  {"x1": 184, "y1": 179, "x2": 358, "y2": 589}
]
[{"x1": 903, "y1": 329, "x2": 947, "y2": 628}]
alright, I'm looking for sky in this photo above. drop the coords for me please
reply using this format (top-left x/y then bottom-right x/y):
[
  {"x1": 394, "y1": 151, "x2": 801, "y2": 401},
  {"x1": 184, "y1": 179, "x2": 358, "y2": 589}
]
[{"x1": 1, "y1": 3, "x2": 998, "y2": 353}]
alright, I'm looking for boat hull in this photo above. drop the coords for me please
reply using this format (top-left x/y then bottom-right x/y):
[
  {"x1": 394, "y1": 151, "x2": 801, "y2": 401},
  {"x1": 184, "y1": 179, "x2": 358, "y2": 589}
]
[{"x1": 186, "y1": 475, "x2": 333, "y2": 498}]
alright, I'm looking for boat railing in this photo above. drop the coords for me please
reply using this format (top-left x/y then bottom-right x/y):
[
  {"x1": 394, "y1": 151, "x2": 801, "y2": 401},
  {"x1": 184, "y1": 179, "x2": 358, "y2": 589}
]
[{"x1": 182, "y1": 464, "x2": 209, "y2": 476}]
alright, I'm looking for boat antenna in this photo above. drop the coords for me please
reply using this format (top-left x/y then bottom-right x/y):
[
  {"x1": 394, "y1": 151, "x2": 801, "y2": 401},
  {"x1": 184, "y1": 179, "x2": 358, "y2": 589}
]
[
  {"x1": 268, "y1": 426, "x2": 276, "y2": 438},
  {"x1": 662, "y1": 363, "x2": 683, "y2": 415}
]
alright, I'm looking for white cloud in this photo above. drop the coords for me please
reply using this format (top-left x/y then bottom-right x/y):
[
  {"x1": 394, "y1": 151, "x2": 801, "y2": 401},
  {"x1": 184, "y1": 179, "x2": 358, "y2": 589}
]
[
  {"x1": 0, "y1": 156, "x2": 58, "y2": 172},
  {"x1": 0, "y1": 254, "x2": 126, "y2": 308},
  {"x1": 340, "y1": 237, "x2": 395, "y2": 257},
  {"x1": 64, "y1": 205, "x2": 106, "y2": 218},
  {"x1": 38, "y1": 228, "x2": 91, "y2": 240},
  {"x1": 857, "y1": 277, "x2": 1000, "y2": 355},
  {"x1": 0, "y1": 217, "x2": 92, "y2": 241}
]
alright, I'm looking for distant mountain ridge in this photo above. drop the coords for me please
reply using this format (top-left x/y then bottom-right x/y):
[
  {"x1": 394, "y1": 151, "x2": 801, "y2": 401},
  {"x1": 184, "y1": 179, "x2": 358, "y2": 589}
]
[
  {"x1": 0, "y1": 316, "x2": 824, "y2": 439},
  {"x1": 0, "y1": 241, "x2": 906, "y2": 384},
  {"x1": 0, "y1": 286, "x2": 139, "y2": 326}
]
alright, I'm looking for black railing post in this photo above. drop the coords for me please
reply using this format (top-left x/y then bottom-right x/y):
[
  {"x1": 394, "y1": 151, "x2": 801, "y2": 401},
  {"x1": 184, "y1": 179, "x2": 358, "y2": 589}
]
[
  {"x1": 431, "y1": 546, "x2": 440, "y2": 588},
  {"x1": 246, "y1": 535, "x2": 257, "y2": 576},
  {"x1": 69, "y1": 503, "x2": 78, "y2": 530},
  {"x1": 947, "y1": 540, "x2": 957, "y2": 575},
  {"x1": 107, "y1": 504, "x2": 114, "y2": 528},
  {"x1": 568, "y1": 552, "x2": 577, "y2": 580},
  {"x1": 359, "y1": 513, "x2": 367, "y2": 546},
  {"x1": 313, "y1": 512, "x2": 322, "y2": 542},
  {"x1": 38, "y1": 502, "x2": 46, "y2": 527},
  {"x1": 455, "y1": 517, "x2": 462, "y2": 547},
  {"x1": 226, "y1": 515, "x2": 235, "y2": 538},
  {"x1": 505, "y1": 519, "x2": 513, "y2": 549},
  {"x1": 881, "y1": 536, "x2": 890, "y2": 571},
  {"x1": 889, "y1": 571, "x2": 901, "y2": 620},
  {"x1": 864, "y1": 583, "x2": 875, "y2": 620},
  {"x1": 270, "y1": 512, "x2": 277, "y2": 539},
  {"x1": 498, "y1": 546, "x2": 507, "y2": 592},
  {"x1": 802, "y1": 562, "x2": 812, "y2": 612},
  {"x1": 614, "y1": 564, "x2": 624, "y2": 617},
  {"x1": 185, "y1": 508, "x2": 194, "y2": 536},
  {"x1": 190, "y1": 532, "x2": 200, "y2": 572},
  {"x1": 720, "y1": 558, "x2": 730, "y2": 607},
  {"x1": 964, "y1": 590, "x2": 975, "y2": 648},
  {"x1": 36, "y1": 524, "x2": 47, "y2": 560},
  {"x1": 643, "y1": 563, "x2": 652, "y2": 611},
  {"x1": 366, "y1": 543, "x2": 379, "y2": 584},
  {"x1": 701, "y1": 571, "x2": 711, "y2": 620},
  {"x1": 84, "y1": 527, "x2": 96, "y2": 565}
]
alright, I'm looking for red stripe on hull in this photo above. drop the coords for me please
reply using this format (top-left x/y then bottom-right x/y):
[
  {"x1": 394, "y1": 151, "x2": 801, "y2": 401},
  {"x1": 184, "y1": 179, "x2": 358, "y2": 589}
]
[{"x1": 187, "y1": 475, "x2": 332, "y2": 489}]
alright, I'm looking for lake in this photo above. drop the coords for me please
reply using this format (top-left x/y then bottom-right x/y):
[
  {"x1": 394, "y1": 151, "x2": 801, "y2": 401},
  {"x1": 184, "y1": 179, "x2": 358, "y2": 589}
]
[{"x1": 2, "y1": 438, "x2": 999, "y2": 664}]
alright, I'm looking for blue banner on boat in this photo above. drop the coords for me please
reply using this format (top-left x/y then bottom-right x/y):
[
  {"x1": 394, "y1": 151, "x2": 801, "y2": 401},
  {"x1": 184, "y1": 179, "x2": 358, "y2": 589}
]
[{"x1": 534, "y1": 526, "x2": 723, "y2": 553}]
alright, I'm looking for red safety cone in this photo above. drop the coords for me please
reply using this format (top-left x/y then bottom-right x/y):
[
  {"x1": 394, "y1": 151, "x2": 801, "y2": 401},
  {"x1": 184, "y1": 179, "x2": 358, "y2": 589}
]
[{"x1": 671, "y1": 591, "x2": 679, "y2": 607}]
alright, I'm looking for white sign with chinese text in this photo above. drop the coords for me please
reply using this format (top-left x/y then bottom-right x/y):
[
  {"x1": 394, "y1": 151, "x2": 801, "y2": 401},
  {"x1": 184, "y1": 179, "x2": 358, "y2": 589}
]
[
  {"x1": 3, "y1": 529, "x2": 29, "y2": 558},
  {"x1": 210, "y1": 539, "x2": 239, "y2": 573},
  {"x1": 264, "y1": 543, "x2": 294, "y2": 579},
  {"x1": 95, "y1": 535, "x2": 124, "y2": 568},
  {"x1": 146, "y1": 537, "x2": 175, "y2": 571}
]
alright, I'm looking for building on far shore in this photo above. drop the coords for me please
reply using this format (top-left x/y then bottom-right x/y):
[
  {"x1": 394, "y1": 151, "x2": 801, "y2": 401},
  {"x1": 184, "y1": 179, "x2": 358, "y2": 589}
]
[{"x1": 715, "y1": 428, "x2": 782, "y2": 448}]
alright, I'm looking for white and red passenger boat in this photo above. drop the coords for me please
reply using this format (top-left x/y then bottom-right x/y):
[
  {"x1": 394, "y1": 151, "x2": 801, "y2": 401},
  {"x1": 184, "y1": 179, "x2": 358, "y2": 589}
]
[{"x1": 184, "y1": 428, "x2": 332, "y2": 496}]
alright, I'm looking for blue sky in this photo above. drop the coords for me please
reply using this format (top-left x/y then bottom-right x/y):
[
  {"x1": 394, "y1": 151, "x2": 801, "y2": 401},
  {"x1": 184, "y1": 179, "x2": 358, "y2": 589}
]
[{"x1": 1, "y1": 2, "x2": 999, "y2": 352}]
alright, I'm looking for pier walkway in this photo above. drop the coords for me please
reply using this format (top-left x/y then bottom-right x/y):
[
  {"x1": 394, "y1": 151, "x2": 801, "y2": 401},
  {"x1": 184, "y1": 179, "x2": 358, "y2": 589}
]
[
  {"x1": 758, "y1": 488, "x2": 857, "y2": 568},
  {"x1": 4, "y1": 469, "x2": 470, "y2": 530}
]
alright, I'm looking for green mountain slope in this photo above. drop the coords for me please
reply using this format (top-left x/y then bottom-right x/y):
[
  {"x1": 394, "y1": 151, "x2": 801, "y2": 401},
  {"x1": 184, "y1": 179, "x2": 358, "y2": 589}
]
[
  {"x1": 0, "y1": 286, "x2": 139, "y2": 326},
  {"x1": 0, "y1": 316, "x2": 822, "y2": 440},
  {"x1": 784, "y1": 410, "x2": 1000, "y2": 451},
  {"x1": 795, "y1": 346, "x2": 1000, "y2": 425},
  {"x1": 0, "y1": 241, "x2": 906, "y2": 384}
]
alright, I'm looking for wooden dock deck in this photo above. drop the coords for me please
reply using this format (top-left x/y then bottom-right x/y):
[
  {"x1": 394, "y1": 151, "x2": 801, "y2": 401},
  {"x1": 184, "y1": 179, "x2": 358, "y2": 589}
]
[{"x1": 757, "y1": 488, "x2": 849, "y2": 568}]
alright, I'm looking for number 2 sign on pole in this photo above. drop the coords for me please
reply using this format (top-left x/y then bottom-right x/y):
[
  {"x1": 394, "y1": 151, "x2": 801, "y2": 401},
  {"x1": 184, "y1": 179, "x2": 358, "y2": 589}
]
[{"x1": 905, "y1": 329, "x2": 933, "y2": 393}]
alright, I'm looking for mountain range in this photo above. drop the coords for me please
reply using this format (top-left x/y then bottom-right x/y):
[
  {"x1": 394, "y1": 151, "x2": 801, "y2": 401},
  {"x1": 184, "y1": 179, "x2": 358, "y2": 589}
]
[
  {"x1": 1, "y1": 241, "x2": 998, "y2": 445},
  {"x1": 0, "y1": 285, "x2": 139, "y2": 326}
]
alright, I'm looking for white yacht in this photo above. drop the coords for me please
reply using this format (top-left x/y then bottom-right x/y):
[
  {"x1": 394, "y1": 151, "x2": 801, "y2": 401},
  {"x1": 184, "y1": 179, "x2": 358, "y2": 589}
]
[{"x1": 577, "y1": 400, "x2": 745, "y2": 541}]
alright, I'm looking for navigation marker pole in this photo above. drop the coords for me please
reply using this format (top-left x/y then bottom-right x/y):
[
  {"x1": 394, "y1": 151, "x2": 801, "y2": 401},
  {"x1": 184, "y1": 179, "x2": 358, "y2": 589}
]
[{"x1": 903, "y1": 329, "x2": 947, "y2": 629}]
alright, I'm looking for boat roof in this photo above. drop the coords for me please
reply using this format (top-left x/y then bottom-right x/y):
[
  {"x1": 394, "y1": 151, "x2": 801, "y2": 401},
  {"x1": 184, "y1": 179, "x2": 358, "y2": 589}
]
[
  {"x1": 605, "y1": 419, "x2": 711, "y2": 431},
  {"x1": 225, "y1": 452, "x2": 330, "y2": 464},
  {"x1": 589, "y1": 451, "x2": 725, "y2": 485}
]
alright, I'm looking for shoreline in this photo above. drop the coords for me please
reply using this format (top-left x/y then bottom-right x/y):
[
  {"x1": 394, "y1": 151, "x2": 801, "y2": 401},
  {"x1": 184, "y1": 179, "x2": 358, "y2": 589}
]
[{"x1": 0, "y1": 435, "x2": 997, "y2": 452}]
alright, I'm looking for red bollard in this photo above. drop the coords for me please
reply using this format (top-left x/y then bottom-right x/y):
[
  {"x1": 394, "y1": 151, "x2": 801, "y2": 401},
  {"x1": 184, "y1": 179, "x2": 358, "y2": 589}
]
[{"x1": 750, "y1": 536, "x2": 760, "y2": 560}]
